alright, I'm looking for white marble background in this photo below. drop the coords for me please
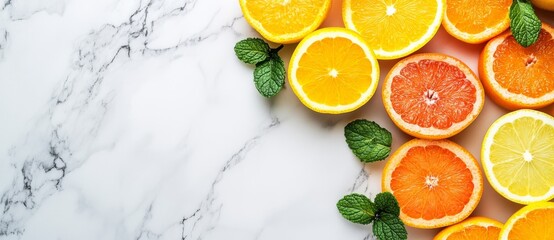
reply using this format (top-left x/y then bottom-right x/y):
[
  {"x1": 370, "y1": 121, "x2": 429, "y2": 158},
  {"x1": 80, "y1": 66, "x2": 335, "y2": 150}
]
[
  {"x1": 2, "y1": 0, "x2": 553, "y2": 239},
  {"x1": 0, "y1": 0, "x2": 377, "y2": 239}
]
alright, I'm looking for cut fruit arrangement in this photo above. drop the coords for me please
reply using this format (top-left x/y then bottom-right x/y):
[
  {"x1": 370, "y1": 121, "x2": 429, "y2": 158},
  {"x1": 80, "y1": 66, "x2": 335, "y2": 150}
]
[{"x1": 235, "y1": 0, "x2": 554, "y2": 239}]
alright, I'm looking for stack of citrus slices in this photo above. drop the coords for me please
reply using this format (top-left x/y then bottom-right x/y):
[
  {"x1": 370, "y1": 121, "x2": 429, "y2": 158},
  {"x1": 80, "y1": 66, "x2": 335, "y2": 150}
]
[{"x1": 237, "y1": 0, "x2": 554, "y2": 238}]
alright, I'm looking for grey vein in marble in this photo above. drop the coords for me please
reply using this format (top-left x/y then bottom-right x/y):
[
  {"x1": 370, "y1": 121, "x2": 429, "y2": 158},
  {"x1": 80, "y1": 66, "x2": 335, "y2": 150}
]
[
  {"x1": 180, "y1": 118, "x2": 280, "y2": 240},
  {"x1": 1, "y1": 0, "x2": 243, "y2": 237}
]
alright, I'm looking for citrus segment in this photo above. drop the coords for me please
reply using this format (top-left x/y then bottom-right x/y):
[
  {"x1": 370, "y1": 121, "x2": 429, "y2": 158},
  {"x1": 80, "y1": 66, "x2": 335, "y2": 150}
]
[
  {"x1": 499, "y1": 202, "x2": 554, "y2": 240},
  {"x1": 239, "y1": 0, "x2": 331, "y2": 43},
  {"x1": 382, "y1": 53, "x2": 484, "y2": 139},
  {"x1": 382, "y1": 139, "x2": 483, "y2": 229},
  {"x1": 433, "y1": 217, "x2": 502, "y2": 240},
  {"x1": 343, "y1": 0, "x2": 444, "y2": 59},
  {"x1": 479, "y1": 23, "x2": 554, "y2": 109},
  {"x1": 288, "y1": 28, "x2": 380, "y2": 114},
  {"x1": 443, "y1": 0, "x2": 511, "y2": 43},
  {"x1": 482, "y1": 109, "x2": 554, "y2": 204}
]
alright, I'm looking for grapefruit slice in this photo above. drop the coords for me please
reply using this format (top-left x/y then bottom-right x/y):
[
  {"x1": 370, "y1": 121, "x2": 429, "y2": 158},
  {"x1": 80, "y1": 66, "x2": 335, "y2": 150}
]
[{"x1": 382, "y1": 53, "x2": 485, "y2": 139}]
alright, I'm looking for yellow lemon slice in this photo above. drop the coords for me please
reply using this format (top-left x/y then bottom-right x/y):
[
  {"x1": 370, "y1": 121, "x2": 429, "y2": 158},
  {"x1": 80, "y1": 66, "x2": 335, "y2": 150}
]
[{"x1": 482, "y1": 109, "x2": 554, "y2": 204}]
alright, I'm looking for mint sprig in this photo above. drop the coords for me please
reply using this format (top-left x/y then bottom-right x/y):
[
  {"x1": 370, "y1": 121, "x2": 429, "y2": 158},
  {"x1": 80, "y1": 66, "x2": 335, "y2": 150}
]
[
  {"x1": 345, "y1": 120, "x2": 392, "y2": 162},
  {"x1": 234, "y1": 38, "x2": 285, "y2": 97},
  {"x1": 337, "y1": 192, "x2": 407, "y2": 240},
  {"x1": 509, "y1": 0, "x2": 541, "y2": 47},
  {"x1": 336, "y1": 193, "x2": 376, "y2": 224}
]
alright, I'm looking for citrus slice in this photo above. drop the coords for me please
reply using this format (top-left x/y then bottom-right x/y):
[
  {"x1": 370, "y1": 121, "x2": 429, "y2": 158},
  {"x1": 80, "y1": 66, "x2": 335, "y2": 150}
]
[
  {"x1": 382, "y1": 139, "x2": 483, "y2": 229},
  {"x1": 342, "y1": 0, "x2": 444, "y2": 59},
  {"x1": 499, "y1": 202, "x2": 554, "y2": 240},
  {"x1": 481, "y1": 109, "x2": 554, "y2": 204},
  {"x1": 239, "y1": 0, "x2": 331, "y2": 44},
  {"x1": 433, "y1": 217, "x2": 503, "y2": 240},
  {"x1": 288, "y1": 27, "x2": 380, "y2": 114},
  {"x1": 443, "y1": 0, "x2": 511, "y2": 44},
  {"x1": 382, "y1": 53, "x2": 485, "y2": 139},
  {"x1": 532, "y1": 0, "x2": 554, "y2": 11},
  {"x1": 479, "y1": 23, "x2": 554, "y2": 109}
]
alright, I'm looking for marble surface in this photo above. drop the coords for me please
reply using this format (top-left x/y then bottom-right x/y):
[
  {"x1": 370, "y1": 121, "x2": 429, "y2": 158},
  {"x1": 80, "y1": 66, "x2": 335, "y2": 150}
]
[{"x1": 1, "y1": 0, "x2": 553, "y2": 239}]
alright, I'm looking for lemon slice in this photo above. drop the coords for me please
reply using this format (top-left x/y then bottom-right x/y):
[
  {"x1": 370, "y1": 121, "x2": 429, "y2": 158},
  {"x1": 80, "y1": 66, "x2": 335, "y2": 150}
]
[{"x1": 482, "y1": 109, "x2": 554, "y2": 204}]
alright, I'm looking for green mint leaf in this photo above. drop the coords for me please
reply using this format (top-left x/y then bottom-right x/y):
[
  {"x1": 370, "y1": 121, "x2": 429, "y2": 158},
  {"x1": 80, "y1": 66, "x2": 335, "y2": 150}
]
[
  {"x1": 253, "y1": 52, "x2": 285, "y2": 98},
  {"x1": 336, "y1": 193, "x2": 376, "y2": 225},
  {"x1": 374, "y1": 192, "x2": 400, "y2": 216},
  {"x1": 345, "y1": 120, "x2": 392, "y2": 163},
  {"x1": 234, "y1": 38, "x2": 270, "y2": 64},
  {"x1": 373, "y1": 213, "x2": 408, "y2": 240},
  {"x1": 509, "y1": 0, "x2": 541, "y2": 47}
]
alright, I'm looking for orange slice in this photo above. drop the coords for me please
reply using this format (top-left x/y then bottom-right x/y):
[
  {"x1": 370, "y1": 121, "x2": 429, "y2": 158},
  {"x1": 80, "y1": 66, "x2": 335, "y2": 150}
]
[
  {"x1": 479, "y1": 23, "x2": 554, "y2": 109},
  {"x1": 288, "y1": 28, "x2": 380, "y2": 114},
  {"x1": 382, "y1": 53, "x2": 485, "y2": 139},
  {"x1": 342, "y1": 0, "x2": 444, "y2": 59},
  {"x1": 239, "y1": 0, "x2": 331, "y2": 44},
  {"x1": 382, "y1": 139, "x2": 483, "y2": 229},
  {"x1": 532, "y1": 0, "x2": 554, "y2": 11},
  {"x1": 443, "y1": 0, "x2": 511, "y2": 44},
  {"x1": 499, "y1": 202, "x2": 554, "y2": 240},
  {"x1": 434, "y1": 217, "x2": 503, "y2": 240}
]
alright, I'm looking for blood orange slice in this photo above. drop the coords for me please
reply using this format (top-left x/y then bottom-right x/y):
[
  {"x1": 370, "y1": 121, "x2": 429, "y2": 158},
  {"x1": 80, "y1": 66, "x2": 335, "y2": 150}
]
[
  {"x1": 382, "y1": 139, "x2": 483, "y2": 229},
  {"x1": 382, "y1": 53, "x2": 485, "y2": 139}
]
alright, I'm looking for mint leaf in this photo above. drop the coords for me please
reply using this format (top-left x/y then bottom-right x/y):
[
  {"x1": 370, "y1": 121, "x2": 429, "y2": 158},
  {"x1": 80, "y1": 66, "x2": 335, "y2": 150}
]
[
  {"x1": 345, "y1": 120, "x2": 392, "y2": 162},
  {"x1": 510, "y1": 0, "x2": 541, "y2": 47},
  {"x1": 234, "y1": 38, "x2": 270, "y2": 64},
  {"x1": 373, "y1": 213, "x2": 408, "y2": 240},
  {"x1": 375, "y1": 192, "x2": 400, "y2": 216},
  {"x1": 253, "y1": 51, "x2": 285, "y2": 97},
  {"x1": 336, "y1": 193, "x2": 376, "y2": 224},
  {"x1": 235, "y1": 37, "x2": 285, "y2": 98}
]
